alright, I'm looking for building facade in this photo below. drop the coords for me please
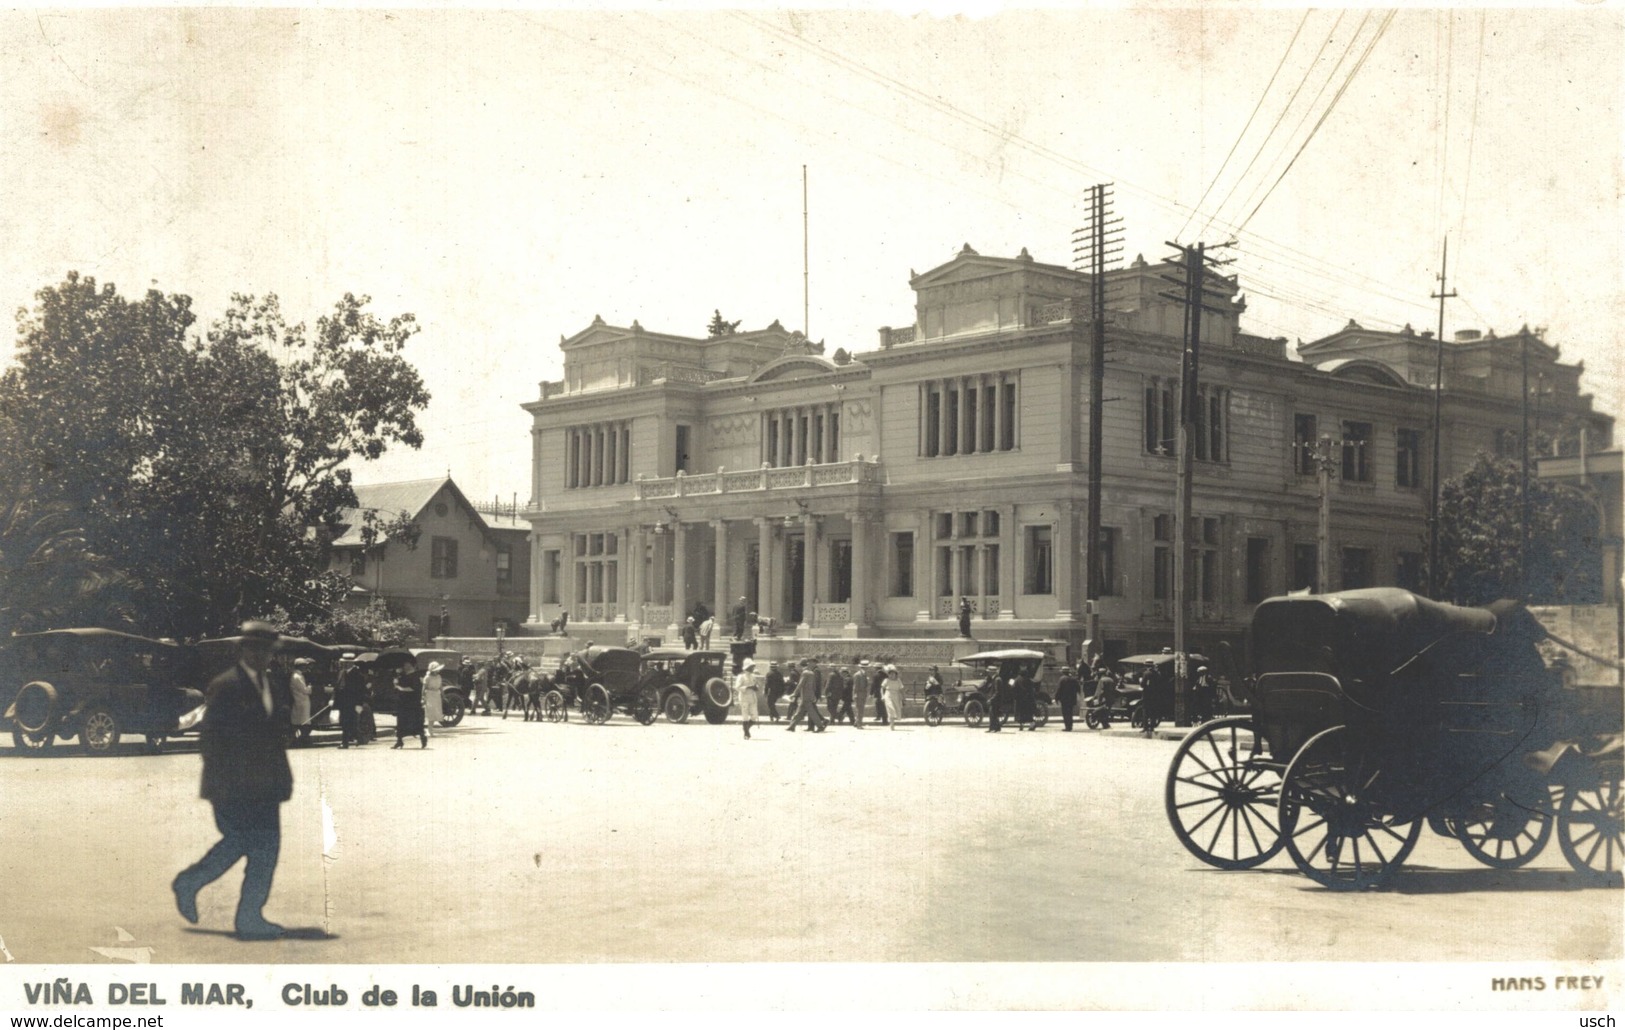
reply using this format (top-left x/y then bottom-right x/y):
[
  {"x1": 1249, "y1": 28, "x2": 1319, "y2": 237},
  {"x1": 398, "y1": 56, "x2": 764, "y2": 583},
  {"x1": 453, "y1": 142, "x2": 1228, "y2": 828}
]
[
  {"x1": 328, "y1": 477, "x2": 532, "y2": 641},
  {"x1": 521, "y1": 245, "x2": 1615, "y2": 661}
]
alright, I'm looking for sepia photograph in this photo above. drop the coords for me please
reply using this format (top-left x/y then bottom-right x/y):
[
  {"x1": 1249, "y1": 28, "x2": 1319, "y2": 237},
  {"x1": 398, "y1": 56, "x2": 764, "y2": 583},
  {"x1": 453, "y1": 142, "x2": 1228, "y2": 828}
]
[{"x1": 0, "y1": 3, "x2": 1619, "y2": 1015}]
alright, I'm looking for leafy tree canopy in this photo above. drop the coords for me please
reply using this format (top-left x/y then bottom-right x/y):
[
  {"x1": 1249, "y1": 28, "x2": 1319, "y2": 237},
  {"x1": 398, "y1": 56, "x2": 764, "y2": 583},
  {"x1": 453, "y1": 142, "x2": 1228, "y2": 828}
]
[
  {"x1": 1436, "y1": 453, "x2": 1602, "y2": 606},
  {"x1": 0, "y1": 273, "x2": 429, "y2": 639}
]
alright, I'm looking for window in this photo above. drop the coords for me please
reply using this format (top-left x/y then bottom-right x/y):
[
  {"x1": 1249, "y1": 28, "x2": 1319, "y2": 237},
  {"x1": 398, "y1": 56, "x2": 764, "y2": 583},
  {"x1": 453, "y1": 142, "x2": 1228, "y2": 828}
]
[
  {"x1": 829, "y1": 539, "x2": 852, "y2": 603},
  {"x1": 764, "y1": 404, "x2": 842, "y2": 467},
  {"x1": 1024, "y1": 526, "x2": 1053, "y2": 595},
  {"x1": 1152, "y1": 515, "x2": 1174, "y2": 601},
  {"x1": 1494, "y1": 427, "x2": 1521, "y2": 459},
  {"x1": 495, "y1": 545, "x2": 512, "y2": 585},
  {"x1": 1093, "y1": 527, "x2": 1121, "y2": 597},
  {"x1": 1342, "y1": 421, "x2": 1373, "y2": 482},
  {"x1": 1246, "y1": 537, "x2": 1271, "y2": 603},
  {"x1": 960, "y1": 512, "x2": 979, "y2": 537},
  {"x1": 1396, "y1": 551, "x2": 1424, "y2": 592},
  {"x1": 542, "y1": 550, "x2": 561, "y2": 604},
  {"x1": 566, "y1": 420, "x2": 631, "y2": 488},
  {"x1": 349, "y1": 551, "x2": 366, "y2": 578},
  {"x1": 890, "y1": 533, "x2": 914, "y2": 597},
  {"x1": 1341, "y1": 547, "x2": 1373, "y2": 590},
  {"x1": 675, "y1": 424, "x2": 691, "y2": 473},
  {"x1": 1396, "y1": 428, "x2": 1422, "y2": 488},
  {"x1": 933, "y1": 511, "x2": 1002, "y2": 602},
  {"x1": 1145, "y1": 380, "x2": 1177, "y2": 455},
  {"x1": 1147, "y1": 379, "x2": 1225, "y2": 461},
  {"x1": 1293, "y1": 543, "x2": 1318, "y2": 592},
  {"x1": 1196, "y1": 517, "x2": 1220, "y2": 602},
  {"x1": 1294, "y1": 414, "x2": 1318, "y2": 475},
  {"x1": 431, "y1": 537, "x2": 458, "y2": 579},
  {"x1": 921, "y1": 376, "x2": 1017, "y2": 457}
]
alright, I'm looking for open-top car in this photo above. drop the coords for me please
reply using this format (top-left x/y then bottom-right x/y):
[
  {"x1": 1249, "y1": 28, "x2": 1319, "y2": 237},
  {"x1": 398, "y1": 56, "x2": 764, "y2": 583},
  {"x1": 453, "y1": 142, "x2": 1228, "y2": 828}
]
[{"x1": 2, "y1": 629, "x2": 207, "y2": 755}]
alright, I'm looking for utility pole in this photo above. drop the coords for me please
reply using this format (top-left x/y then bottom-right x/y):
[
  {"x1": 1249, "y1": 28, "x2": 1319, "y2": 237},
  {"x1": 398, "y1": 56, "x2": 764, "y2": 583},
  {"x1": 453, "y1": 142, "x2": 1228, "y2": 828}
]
[
  {"x1": 802, "y1": 165, "x2": 810, "y2": 339},
  {"x1": 1316, "y1": 434, "x2": 1334, "y2": 592},
  {"x1": 1072, "y1": 184, "x2": 1121, "y2": 662},
  {"x1": 1159, "y1": 240, "x2": 1233, "y2": 725},
  {"x1": 1428, "y1": 238, "x2": 1456, "y2": 598},
  {"x1": 1521, "y1": 329, "x2": 1531, "y2": 599}
]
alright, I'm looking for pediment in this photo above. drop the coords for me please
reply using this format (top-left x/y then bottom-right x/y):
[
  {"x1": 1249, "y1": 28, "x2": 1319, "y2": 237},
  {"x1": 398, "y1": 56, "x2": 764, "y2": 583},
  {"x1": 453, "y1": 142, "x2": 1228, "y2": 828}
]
[
  {"x1": 748, "y1": 354, "x2": 841, "y2": 383},
  {"x1": 1322, "y1": 359, "x2": 1410, "y2": 388}
]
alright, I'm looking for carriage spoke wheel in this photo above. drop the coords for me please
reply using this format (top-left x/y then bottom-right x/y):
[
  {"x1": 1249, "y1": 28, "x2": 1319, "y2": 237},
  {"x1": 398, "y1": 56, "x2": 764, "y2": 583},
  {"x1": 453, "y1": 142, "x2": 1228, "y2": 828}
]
[
  {"x1": 586, "y1": 685, "x2": 611, "y2": 725},
  {"x1": 923, "y1": 700, "x2": 944, "y2": 727},
  {"x1": 1455, "y1": 789, "x2": 1554, "y2": 870},
  {"x1": 543, "y1": 691, "x2": 566, "y2": 723},
  {"x1": 1164, "y1": 717, "x2": 1285, "y2": 870},
  {"x1": 1278, "y1": 725, "x2": 1420, "y2": 890},
  {"x1": 1557, "y1": 779, "x2": 1624, "y2": 886}
]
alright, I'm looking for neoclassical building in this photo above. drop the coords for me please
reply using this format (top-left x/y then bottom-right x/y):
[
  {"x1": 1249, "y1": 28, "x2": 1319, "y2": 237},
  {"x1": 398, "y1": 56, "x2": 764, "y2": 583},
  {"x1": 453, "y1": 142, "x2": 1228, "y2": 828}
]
[{"x1": 520, "y1": 244, "x2": 1614, "y2": 661}]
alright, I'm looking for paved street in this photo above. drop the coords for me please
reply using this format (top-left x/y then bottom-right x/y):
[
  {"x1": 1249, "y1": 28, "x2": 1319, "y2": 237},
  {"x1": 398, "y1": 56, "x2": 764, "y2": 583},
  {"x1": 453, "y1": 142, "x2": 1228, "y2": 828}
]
[{"x1": 1, "y1": 711, "x2": 1618, "y2": 970}]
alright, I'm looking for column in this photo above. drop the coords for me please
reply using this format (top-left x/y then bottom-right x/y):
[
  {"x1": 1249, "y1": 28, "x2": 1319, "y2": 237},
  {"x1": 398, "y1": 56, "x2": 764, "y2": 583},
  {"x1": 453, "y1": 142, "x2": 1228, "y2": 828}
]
[
  {"x1": 800, "y1": 512, "x2": 818, "y2": 631},
  {"x1": 712, "y1": 519, "x2": 729, "y2": 634},
  {"x1": 590, "y1": 426, "x2": 601, "y2": 486},
  {"x1": 528, "y1": 533, "x2": 544, "y2": 625},
  {"x1": 848, "y1": 511, "x2": 869, "y2": 632},
  {"x1": 940, "y1": 379, "x2": 953, "y2": 456},
  {"x1": 955, "y1": 373, "x2": 968, "y2": 451},
  {"x1": 915, "y1": 510, "x2": 932, "y2": 621},
  {"x1": 998, "y1": 504, "x2": 1016, "y2": 619},
  {"x1": 1056, "y1": 503, "x2": 1077, "y2": 621},
  {"x1": 994, "y1": 376, "x2": 1006, "y2": 451},
  {"x1": 619, "y1": 424, "x2": 630, "y2": 483},
  {"x1": 561, "y1": 533, "x2": 576, "y2": 619},
  {"x1": 628, "y1": 527, "x2": 645, "y2": 629},
  {"x1": 614, "y1": 528, "x2": 630, "y2": 621},
  {"x1": 667, "y1": 522, "x2": 688, "y2": 639},
  {"x1": 530, "y1": 428, "x2": 542, "y2": 507},
  {"x1": 975, "y1": 542, "x2": 987, "y2": 606},
  {"x1": 756, "y1": 518, "x2": 774, "y2": 627},
  {"x1": 823, "y1": 405, "x2": 835, "y2": 464}
]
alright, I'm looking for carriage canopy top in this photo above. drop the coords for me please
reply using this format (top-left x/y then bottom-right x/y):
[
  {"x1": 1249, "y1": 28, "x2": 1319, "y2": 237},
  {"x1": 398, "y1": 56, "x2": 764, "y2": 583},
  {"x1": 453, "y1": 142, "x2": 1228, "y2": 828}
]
[{"x1": 1252, "y1": 588, "x2": 1506, "y2": 682}]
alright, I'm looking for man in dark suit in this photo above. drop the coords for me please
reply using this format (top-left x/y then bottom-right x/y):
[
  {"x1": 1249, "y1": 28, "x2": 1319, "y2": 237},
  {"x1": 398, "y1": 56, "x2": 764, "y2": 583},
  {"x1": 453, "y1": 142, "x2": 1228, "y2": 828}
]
[
  {"x1": 172, "y1": 622, "x2": 293, "y2": 940},
  {"x1": 1055, "y1": 666, "x2": 1082, "y2": 731}
]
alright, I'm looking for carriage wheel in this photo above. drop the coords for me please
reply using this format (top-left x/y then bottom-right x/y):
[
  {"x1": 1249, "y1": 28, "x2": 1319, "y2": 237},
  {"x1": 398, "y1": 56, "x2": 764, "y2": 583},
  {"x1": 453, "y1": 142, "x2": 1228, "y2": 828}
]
[
  {"x1": 1556, "y1": 779, "x2": 1623, "y2": 885},
  {"x1": 923, "y1": 699, "x2": 945, "y2": 727},
  {"x1": 963, "y1": 698, "x2": 986, "y2": 727},
  {"x1": 1033, "y1": 700, "x2": 1050, "y2": 728},
  {"x1": 1083, "y1": 707, "x2": 1102, "y2": 730},
  {"x1": 634, "y1": 689, "x2": 658, "y2": 726},
  {"x1": 586, "y1": 684, "x2": 611, "y2": 725},
  {"x1": 1454, "y1": 788, "x2": 1554, "y2": 870},
  {"x1": 542, "y1": 690, "x2": 566, "y2": 723},
  {"x1": 1164, "y1": 717, "x2": 1286, "y2": 870},
  {"x1": 1277, "y1": 725, "x2": 1421, "y2": 890}
]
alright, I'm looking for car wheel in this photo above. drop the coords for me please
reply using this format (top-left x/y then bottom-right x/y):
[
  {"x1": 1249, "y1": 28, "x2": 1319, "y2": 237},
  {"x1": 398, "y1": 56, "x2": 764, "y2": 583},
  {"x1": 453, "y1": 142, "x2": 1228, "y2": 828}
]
[
  {"x1": 440, "y1": 691, "x2": 466, "y2": 728},
  {"x1": 11, "y1": 728, "x2": 55, "y2": 753},
  {"x1": 663, "y1": 690, "x2": 690, "y2": 724},
  {"x1": 963, "y1": 698, "x2": 986, "y2": 727},
  {"x1": 703, "y1": 676, "x2": 732, "y2": 709},
  {"x1": 924, "y1": 700, "x2": 944, "y2": 727},
  {"x1": 79, "y1": 706, "x2": 121, "y2": 755}
]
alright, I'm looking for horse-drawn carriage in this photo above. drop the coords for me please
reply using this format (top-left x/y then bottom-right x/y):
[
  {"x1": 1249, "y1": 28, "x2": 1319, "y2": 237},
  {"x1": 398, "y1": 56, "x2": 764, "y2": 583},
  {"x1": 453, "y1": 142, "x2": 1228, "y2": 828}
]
[
  {"x1": 542, "y1": 646, "x2": 659, "y2": 725},
  {"x1": 1164, "y1": 588, "x2": 1623, "y2": 889},
  {"x1": 924, "y1": 649, "x2": 1051, "y2": 727}
]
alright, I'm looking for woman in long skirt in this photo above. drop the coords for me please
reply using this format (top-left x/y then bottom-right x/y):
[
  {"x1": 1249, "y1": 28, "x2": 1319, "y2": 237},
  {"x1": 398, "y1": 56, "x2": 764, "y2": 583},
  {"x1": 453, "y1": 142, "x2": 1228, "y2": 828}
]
[
  {"x1": 735, "y1": 658, "x2": 762, "y2": 739},
  {"x1": 883, "y1": 664, "x2": 906, "y2": 730},
  {"x1": 422, "y1": 661, "x2": 445, "y2": 733},
  {"x1": 393, "y1": 663, "x2": 427, "y2": 749}
]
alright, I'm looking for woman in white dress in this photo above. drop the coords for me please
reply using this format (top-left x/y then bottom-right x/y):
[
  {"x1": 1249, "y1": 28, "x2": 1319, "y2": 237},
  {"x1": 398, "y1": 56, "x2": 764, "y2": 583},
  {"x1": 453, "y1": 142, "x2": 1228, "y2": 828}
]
[
  {"x1": 883, "y1": 664, "x2": 906, "y2": 730},
  {"x1": 422, "y1": 661, "x2": 445, "y2": 733},
  {"x1": 734, "y1": 657, "x2": 762, "y2": 739},
  {"x1": 288, "y1": 658, "x2": 313, "y2": 740}
]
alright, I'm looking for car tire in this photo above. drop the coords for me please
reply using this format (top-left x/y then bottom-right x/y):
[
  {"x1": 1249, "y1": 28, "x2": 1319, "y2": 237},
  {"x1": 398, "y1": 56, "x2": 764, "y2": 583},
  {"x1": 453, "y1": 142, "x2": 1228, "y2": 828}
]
[
  {"x1": 12, "y1": 681, "x2": 58, "y2": 735},
  {"x1": 11, "y1": 728, "x2": 55, "y2": 752},
  {"x1": 663, "y1": 690, "x2": 690, "y2": 724},
  {"x1": 963, "y1": 698, "x2": 986, "y2": 727},
  {"x1": 703, "y1": 676, "x2": 732, "y2": 709},
  {"x1": 79, "y1": 705, "x2": 121, "y2": 755},
  {"x1": 440, "y1": 691, "x2": 467, "y2": 728}
]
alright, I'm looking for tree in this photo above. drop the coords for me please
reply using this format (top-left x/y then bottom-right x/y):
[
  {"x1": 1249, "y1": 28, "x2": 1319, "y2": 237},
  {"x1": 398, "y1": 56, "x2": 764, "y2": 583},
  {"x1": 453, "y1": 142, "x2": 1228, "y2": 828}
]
[
  {"x1": 1435, "y1": 453, "x2": 1603, "y2": 606},
  {"x1": 0, "y1": 274, "x2": 430, "y2": 638},
  {"x1": 706, "y1": 310, "x2": 740, "y2": 338}
]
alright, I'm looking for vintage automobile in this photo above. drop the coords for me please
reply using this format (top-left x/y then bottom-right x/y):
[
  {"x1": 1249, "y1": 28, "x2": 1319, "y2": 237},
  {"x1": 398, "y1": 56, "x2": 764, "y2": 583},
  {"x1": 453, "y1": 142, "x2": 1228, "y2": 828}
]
[
  {"x1": 930, "y1": 649, "x2": 1051, "y2": 727},
  {"x1": 2, "y1": 629, "x2": 207, "y2": 755},
  {"x1": 637, "y1": 648, "x2": 733, "y2": 724},
  {"x1": 348, "y1": 648, "x2": 469, "y2": 729},
  {"x1": 195, "y1": 634, "x2": 354, "y2": 741},
  {"x1": 1087, "y1": 652, "x2": 1212, "y2": 730},
  {"x1": 545, "y1": 646, "x2": 658, "y2": 725},
  {"x1": 1163, "y1": 587, "x2": 1623, "y2": 889}
]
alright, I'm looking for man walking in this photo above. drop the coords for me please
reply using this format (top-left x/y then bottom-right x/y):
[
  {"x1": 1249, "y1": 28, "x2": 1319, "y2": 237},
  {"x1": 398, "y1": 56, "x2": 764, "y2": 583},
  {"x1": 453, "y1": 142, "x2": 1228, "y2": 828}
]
[
  {"x1": 1055, "y1": 665, "x2": 1081, "y2": 731},
  {"x1": 731, "y1": 596, "x2": 751, "y2": 639},
  {"x1": 787, "y1": 657, "x2": 826, "y2": 732},
  {"x1": 172, "y1": 622, "x2": 294, "y2": 940},
  {"x1": 850, "y1": 660, "x2": 870, "y2": 728},
  {"x1": 764, "y1": 662, "x2": 786, "y2": 722}
]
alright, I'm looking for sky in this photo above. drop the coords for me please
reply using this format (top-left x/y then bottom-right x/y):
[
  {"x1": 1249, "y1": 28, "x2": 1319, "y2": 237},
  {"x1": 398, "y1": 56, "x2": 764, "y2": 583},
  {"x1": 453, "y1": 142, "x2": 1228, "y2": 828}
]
[{"x1": 1, "y1": 5, "x2": 1620, "y2": 507}]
